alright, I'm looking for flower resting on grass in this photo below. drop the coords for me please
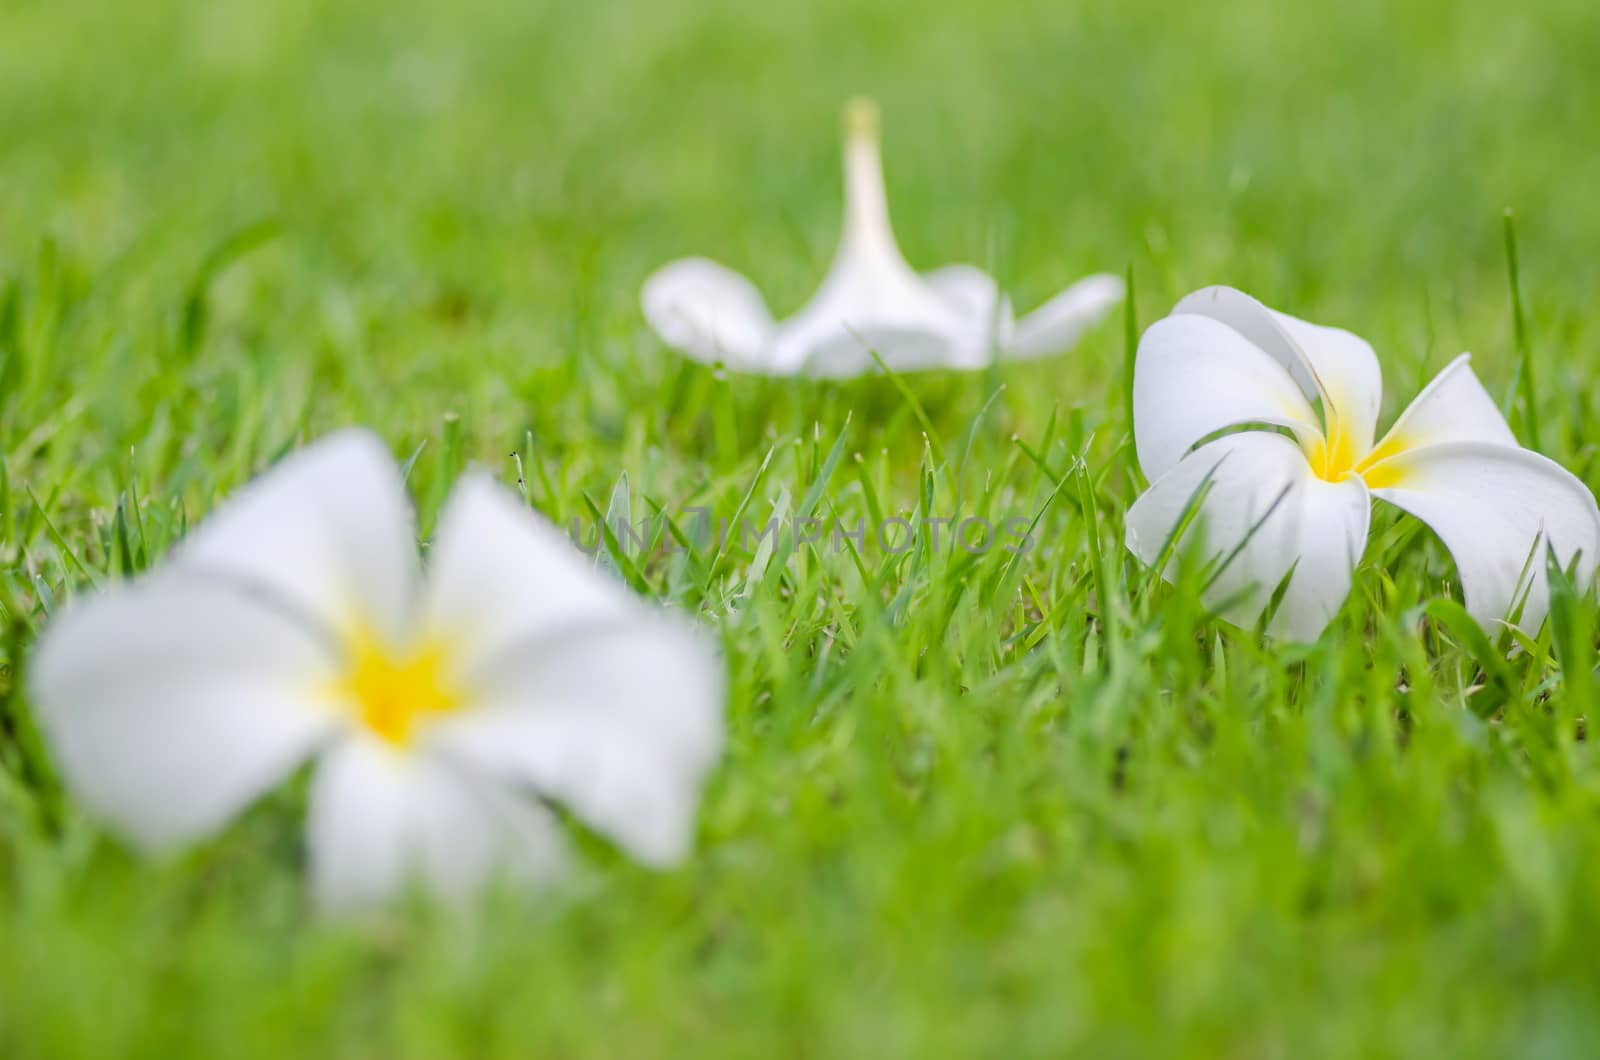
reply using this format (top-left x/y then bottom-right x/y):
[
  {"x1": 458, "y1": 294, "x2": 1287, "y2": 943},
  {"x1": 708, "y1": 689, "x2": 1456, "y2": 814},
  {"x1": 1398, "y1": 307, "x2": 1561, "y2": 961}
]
[
  {"x1": 1125, "y1": 285, "x2": 1600, "y2": 642},
  {"x1": 642, "y1": 98, "x2": 1123, "y2": 378},
  {"x1": 29, "y1": 431, "x2": 725, "y2": 910}
]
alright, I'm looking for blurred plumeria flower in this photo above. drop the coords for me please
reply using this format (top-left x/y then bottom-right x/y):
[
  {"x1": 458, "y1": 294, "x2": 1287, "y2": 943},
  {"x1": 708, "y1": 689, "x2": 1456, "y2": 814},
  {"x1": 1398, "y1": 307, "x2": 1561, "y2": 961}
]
[
  {"x1": 642, "y1": 98, "x2": 1123, "y2": 378},
  {"x1": 30, "y1": 431, "x2": 724, "y2": 911},
  {"x1": 1126, "y1": 285, "x2": 1600, "y2": 641}
]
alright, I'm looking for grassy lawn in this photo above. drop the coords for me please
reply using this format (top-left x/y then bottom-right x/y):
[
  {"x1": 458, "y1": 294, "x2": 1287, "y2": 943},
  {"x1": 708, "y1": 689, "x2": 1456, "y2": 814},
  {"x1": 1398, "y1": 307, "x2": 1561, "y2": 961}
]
[{"x1": 4, "y1": 0, "x2": 1600, "y2": 1054}]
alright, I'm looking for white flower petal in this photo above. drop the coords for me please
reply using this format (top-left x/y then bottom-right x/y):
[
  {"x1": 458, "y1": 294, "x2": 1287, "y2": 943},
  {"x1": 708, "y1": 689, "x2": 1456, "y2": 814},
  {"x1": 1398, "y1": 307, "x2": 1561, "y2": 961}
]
[
  {"x1": 770, "y1": 249, "x2": 967, "y2": 376},
  {"x1": 1371, "y1": 354, "x2": 1516, "y2": 454},
  {"x1": 29, "y1": 576, "x2": 340, "y2": 852},
  {"x1": 775, "y1": 307, "x2": 968, "y2": 377},
  {"x1": 1004, "y1": 273, "x2": 1126, "y2": 360},
  {"x1": 1132, "y1": 313, "x2": 1321, "y2": 482},
  {"x1": 641, "y1": 257, "x2": 776, "y2": 371},
  {"x1": 307, "y1": 739, "x2": 566, "y2": 912},
  {"x1": 1271, "y1": 473, "x2": 1372, "y2": 642},
  {"x1": 1174, "y1": 286, "x2": 1384, "y2": 453},
  {"x1": 421, "y1": 473, "x2": 724, "y2": 864},
  {"x1": 923, "y1": 264, "x2": 1010, "y2": 324},
  {"x1": 1366, "y1": 441, "x2": 1600, "y2": 632},
  {"x1": 431, "y1": 616, "x2": 724, "y2": 867},
  {"x1": 924, "y1": 263, "x2": 1016, "y2": 358},
  {"x1": 173, "y1": 429, "x2": 420, "y2": 646},
  {"x1": 423, "y1": 473, "x2": 637, "y2": 667},
  {"x1": 1126, "y1": 431, "x2": 1371, "y2": 642}
]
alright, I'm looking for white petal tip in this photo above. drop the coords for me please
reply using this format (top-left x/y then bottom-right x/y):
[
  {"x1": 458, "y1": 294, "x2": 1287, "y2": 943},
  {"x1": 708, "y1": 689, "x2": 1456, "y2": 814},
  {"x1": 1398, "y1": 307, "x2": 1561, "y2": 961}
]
[
  {"x1": 1077, "y1": 273, "x2": 1128, "y2": 310},
  {"x1": 1002, "y1": 272, "x2": 1127, "y2": 359},
  {"x1": 639, "y1": 258, "x2": 775, "y2": 369}
]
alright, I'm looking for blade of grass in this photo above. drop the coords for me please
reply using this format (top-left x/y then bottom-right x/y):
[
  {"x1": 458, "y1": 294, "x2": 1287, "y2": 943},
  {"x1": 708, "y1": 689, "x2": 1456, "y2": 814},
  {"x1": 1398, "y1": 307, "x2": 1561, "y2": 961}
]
[{"x1": 1503, "y1": 209, "x2": 1540, "y2": 449}]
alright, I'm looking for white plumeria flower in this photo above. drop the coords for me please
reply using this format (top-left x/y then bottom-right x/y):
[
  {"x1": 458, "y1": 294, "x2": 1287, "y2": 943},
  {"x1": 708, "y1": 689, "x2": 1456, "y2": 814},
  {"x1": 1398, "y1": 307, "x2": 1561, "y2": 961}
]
[
  {"x1": 29, "y1": 431, "x2": 724, "y2": 910},
  {"x1": 642, "y1": 98, "x2": 1124, "y2": 378},
  {"x1": 1125, "y1": 285, "x2": 1600, "y2": 642}
]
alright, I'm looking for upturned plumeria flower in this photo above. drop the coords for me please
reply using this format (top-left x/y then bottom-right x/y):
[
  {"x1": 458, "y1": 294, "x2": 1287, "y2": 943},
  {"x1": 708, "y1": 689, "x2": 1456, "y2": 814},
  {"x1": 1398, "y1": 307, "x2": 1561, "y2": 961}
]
[
  {"x1": 641, "y1": 99, "x2": 1124, "y2": 378},
  {"x1": 1125, "y1": 286, "x2": 1600, "y2": 642},
  {"x1": 29, "y1": 431, "x2": 724, "y2": 910}
]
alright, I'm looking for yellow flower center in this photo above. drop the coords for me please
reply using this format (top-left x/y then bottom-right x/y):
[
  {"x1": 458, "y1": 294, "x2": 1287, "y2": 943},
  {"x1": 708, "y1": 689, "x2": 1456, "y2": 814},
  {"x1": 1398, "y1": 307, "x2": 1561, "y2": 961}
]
[
  {"x1": 333, "y1": 632, "x2": 462, "y2": 746},
  {"x1": 1306, "y1": 419, "x2": 1413, "y2": 489},
  {"x1": 1352, "y1": 434, "x2": 1412, "y2": 489},
  {"x1": 1308, "y1": 424, "x2": 1360, "y2": 482}
]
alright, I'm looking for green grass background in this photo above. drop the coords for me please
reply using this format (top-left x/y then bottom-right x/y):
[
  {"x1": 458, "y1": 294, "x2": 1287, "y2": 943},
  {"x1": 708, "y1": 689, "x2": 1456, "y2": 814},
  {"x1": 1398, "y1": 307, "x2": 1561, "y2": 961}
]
[{"x1": 4, "y1": 0, "x2": 1600, "y2": 1055}]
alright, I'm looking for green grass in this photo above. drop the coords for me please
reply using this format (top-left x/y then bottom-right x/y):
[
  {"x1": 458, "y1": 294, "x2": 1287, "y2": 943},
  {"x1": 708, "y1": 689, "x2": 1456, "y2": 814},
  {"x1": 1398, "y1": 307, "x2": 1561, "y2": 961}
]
[{"x1": 5, "y1": 0, "x2": 1600, "y2": 1055}]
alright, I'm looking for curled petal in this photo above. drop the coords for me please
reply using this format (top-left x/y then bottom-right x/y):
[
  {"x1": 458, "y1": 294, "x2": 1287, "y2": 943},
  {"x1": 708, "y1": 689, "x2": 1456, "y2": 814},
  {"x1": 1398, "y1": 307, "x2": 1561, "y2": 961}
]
[
  {"x1": 173, "y1": 429, "x2": 420, "y2": 647},
  {"x1": 1132, "y1": 313, "x2": 1321, "y2": 482},
  {"x1": 1126, "y1": 432, "x2": 1371, "y2": 642},
  {"x1": 29, "y1": 577, "x2": 340, "y2": 852},
  {"x1": 1005, "y1": 273, "x2": 1125, "y2": 361},
  {"x1": 1367, "y1": 441, "x2": 1600, "y2": 632},
  {"x1": 1174, "y1": 286, "x2": 1383, "y2": 455},
  {"x1": 641, "y1": 257, "x2": 776, "y2": 371},
  {"x1": 307, "y1": 739, "x2": 565, "y2": 912}
]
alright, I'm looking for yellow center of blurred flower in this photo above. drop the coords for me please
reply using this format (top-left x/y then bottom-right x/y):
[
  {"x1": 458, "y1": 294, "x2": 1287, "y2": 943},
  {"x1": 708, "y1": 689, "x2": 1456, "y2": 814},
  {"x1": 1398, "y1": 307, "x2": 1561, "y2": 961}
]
[{"x1": 335, "y1": 633, "x2": 462, "y2": 746}]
